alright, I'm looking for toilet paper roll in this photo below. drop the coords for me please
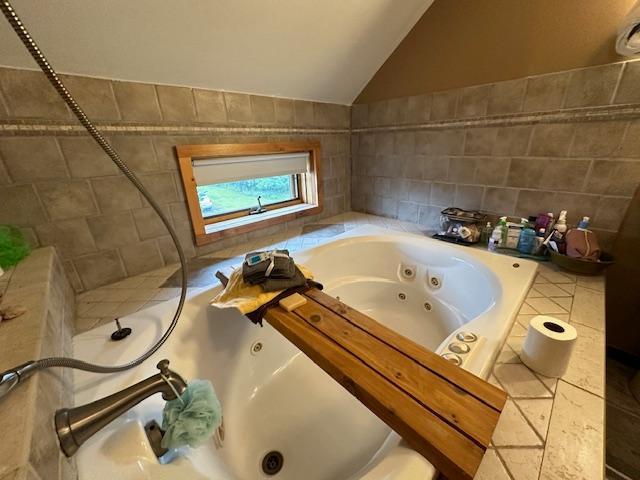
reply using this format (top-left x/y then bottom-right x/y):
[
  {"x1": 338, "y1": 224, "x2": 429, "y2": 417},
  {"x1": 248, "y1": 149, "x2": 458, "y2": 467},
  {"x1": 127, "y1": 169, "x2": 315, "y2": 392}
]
[{"x1": 521, "y1": 315, "x2": 577, "y2": 378}]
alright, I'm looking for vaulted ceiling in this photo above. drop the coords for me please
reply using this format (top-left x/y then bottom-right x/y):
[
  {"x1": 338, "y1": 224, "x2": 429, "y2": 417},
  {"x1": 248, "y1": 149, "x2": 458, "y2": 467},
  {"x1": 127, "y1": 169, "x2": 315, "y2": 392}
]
[{"x1": 0, "y1": 0, "x2": 432, "y2": 105}]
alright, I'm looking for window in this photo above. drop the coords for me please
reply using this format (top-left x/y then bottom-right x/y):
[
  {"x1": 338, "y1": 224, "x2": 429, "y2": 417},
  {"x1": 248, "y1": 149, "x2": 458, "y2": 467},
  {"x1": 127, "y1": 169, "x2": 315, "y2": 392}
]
[
  {"x1": 197, "y1": 175, "x2": 300, "y2": 218},
  {"x1": 176, "y1": 142, "x2": 323, "y2": 245}
]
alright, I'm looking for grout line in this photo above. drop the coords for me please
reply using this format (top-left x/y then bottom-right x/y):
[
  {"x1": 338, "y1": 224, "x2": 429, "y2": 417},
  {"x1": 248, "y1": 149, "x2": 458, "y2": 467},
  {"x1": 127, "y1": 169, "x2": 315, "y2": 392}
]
[
  {"x1": 536, "y1": 385, "x2": 559, "y2": 480},
  {"x1": 0, "y1": 150, "x2": 13, "y2": 184},
  {"x1": 573, "y1": 282, "x2": 606, "y2": 293},
  {"x1": 610, "y1": 63, "x2": 627, "y2": 105},
  {"x1": 494, "y1": 448, "x2": 518, "y2": 480},
  {"x1": 0, "y1": 84, "x2": 10, "y2": 117},
  {"x1": 511, "y1": 397, "x2": 549, "y2": 445},
  {"x1": 107, "y1": 80, "x2": 123, "y2": 121},
  {"x1": 152, "y1": 85, "x2": 165, "y2": 122},
  {"x1": 559, "y1": 71, "x2": 573, "y2": 109},
  {"x1": 567, "y1": 319, "x2": 602, "y2": 334},
  {"x1": 580, "y1": 158, "x2": 596, "y2": 193},
  {"x1": 618, "y1": 121, "x2": 633, "y2": 159},
  {"x1": 52, "y1": 136, "x2": 73, "y2": 178},
  {"x1": 546, "y1": 296, "x2": 572, "y2": 313},
  {"x1": 515, "y1": 80, "x2": 527, "y2": 113},
  {"x1": 497, "y1": 445, "x2": 546, "y2": 450},
  {"x1": 29, "y1": 182, "x2": 52, "y2": 223},
  {"x1": 566, "y1": 124, "x2": 579, "y2": 157},
  {"x1": 532, "y1": 371, "x2": 558, "y2": 396},
  {"x1": 188, "y1": 87, "x2": 198, "y2": 121},
  {"x1": 557, "y1": 378, "x2": 604, "y2": 399},
  {"x1": 560, "y1": 376, "x2": 604, "y2": 400},
  {"x1": 569, "y1": 318, "x2": 604, "y2": 332}
]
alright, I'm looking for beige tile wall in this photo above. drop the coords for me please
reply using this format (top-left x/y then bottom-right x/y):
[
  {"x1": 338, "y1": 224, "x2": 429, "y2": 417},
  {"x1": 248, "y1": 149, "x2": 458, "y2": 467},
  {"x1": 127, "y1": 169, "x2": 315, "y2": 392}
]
[
  {"x1": 0, "y1": 68, "x2": 350, "y2": 291},
  {"x1": 351, "y1": 60, "x2": 640, "y2": 248},
  {"x1": 2, "y1": 60, "x2": 638, "y2": 291}
]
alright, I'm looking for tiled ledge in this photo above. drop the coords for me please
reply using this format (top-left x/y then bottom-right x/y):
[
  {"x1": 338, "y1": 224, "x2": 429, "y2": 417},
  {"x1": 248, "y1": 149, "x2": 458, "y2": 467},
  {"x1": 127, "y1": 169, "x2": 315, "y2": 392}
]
[
  {"x1": 479, "y1": 264, "x2": 606, "y2": 480},
  {"x1": 0, "y1": 248, "x2": 76, "y2": 480},
  {"x1": 73, "y1": 212, "x2": 606, "y2": 480}
]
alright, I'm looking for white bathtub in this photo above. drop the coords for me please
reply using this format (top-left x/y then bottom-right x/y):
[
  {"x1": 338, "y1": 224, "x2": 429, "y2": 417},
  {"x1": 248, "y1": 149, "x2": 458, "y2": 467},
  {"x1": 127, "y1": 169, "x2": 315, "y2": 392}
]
[{"x1": 72, "y1": 226, "x2": 537, "y2": 480}]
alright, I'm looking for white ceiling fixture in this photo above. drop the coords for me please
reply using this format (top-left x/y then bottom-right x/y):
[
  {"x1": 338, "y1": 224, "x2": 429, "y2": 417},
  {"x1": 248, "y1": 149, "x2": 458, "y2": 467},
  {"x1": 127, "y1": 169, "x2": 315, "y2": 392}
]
[{"x1": 0, "y1": 0, "x2": 433, "y2": 105}]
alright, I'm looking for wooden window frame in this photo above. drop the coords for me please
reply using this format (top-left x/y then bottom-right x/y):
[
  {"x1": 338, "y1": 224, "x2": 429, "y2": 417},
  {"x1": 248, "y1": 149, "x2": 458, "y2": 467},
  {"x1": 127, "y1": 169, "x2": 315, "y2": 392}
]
[{"x1": 176, "y1": 141, "x2": 323, "y2": 246}]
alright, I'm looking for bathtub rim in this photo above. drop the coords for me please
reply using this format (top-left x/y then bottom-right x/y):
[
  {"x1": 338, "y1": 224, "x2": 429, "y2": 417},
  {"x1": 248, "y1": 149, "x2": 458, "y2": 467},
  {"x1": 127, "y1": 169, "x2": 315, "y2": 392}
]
[{"x1": 71, "y1": 224, "x2": 537, "y2": 480}]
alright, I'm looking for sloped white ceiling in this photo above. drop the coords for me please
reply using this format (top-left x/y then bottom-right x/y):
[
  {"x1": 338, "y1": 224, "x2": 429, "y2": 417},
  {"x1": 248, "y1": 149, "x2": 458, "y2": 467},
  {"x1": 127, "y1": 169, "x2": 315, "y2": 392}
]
[{"x1": 0, "y1": 0, "x2": 432, "y2": 105}]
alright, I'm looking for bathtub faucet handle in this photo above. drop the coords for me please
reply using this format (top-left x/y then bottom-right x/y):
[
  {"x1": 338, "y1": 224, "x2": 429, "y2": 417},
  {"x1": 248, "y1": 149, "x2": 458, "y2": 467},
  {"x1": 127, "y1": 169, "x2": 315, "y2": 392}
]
[{"x1": 157, "y1": 359, "x2": 170, "y2": 375}]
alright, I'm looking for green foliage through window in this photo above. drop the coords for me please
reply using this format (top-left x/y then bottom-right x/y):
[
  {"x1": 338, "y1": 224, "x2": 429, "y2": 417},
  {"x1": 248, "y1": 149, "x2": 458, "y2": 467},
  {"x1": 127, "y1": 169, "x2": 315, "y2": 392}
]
[{"x1": 197, "y1": 175, "x2": 297, "y2": 218}]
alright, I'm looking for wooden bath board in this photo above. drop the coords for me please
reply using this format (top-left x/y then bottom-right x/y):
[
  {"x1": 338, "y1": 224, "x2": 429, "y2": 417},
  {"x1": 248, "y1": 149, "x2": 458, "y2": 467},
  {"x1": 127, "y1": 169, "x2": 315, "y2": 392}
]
[{"x1": 262, "y1": 289, "x2": 507, "y2": 480}]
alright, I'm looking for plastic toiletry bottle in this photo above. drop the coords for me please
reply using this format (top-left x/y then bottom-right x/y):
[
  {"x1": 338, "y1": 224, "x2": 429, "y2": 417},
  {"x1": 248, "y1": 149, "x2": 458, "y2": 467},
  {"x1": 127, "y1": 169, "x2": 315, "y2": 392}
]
[
  {"x1": 489, "y1": 224, "x2": 502, "y2": 251},
  {"x1": 498, "y1": 216, "x2": 508, "y2": 247},
  {"x1": 517, "y1": 224, "x2": 536, "y2": 254},
  {"x1": 547, "y1": 212, "x2": 555, "y2": 233},
  {"x1": 577, "y1": 216, "x2": 590, "y2": 230},
  {"x1": 550, "y1": 210, "x2": 568, "y2": 253},
  {"x1": 555, "y1": 210, "x2": 567, "y2": 235},
  {"x1": 534, "y1": 213, "x2": 548, "y2": 231},
  {"x1": 481, "y1": 222, "x2": 492, "y2": 245},
  {"x1": 506, "y1": 218, "x2": 528, "y2": 249}
]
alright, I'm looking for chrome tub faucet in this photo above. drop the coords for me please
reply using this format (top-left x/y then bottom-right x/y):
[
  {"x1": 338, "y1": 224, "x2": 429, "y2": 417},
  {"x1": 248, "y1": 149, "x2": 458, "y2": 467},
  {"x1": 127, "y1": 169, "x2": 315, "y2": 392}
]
[{"x1": 55, "y1": 359, "x2": 187, "y2": 457}]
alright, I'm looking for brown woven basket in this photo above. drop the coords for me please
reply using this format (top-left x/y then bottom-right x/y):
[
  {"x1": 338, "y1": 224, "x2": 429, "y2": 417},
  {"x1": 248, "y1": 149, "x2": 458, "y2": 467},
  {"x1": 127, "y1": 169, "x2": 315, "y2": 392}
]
[{"x1": 549, "y1": 250, "x2": 614, "y2": 275}]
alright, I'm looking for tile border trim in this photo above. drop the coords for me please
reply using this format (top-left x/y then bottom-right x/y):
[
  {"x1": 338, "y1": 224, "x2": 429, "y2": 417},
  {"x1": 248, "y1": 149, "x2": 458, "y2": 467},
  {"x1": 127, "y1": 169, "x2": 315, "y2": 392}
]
[
  {"x1": 353, "y1": 102, "x2": 640, "y2": 133},
  {"x1": 0, "y1": 120, "x2": 349, "y2": 136},
  {"x1": 3, "y1": 101, "x2": 640, "y2": 136}
]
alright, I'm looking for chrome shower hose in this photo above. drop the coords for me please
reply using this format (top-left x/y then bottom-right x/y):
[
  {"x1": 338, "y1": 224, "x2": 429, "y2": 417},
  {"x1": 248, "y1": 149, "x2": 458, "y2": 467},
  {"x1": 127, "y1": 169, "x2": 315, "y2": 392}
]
[{"x1": 0, "y1": 0, "x2": 188, "y2": 374}]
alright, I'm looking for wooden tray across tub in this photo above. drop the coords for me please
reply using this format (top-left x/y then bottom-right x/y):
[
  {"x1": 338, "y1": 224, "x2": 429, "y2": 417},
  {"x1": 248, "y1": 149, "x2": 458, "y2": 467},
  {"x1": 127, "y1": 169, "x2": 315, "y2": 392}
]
[{"x1": 263, "y1": 289, "x2": 506, "y2": 480}]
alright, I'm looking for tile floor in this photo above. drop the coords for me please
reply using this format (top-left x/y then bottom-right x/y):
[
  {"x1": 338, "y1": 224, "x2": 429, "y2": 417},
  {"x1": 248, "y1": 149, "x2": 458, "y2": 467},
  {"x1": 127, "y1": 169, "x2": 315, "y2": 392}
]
[{"x1": 73, "y1": 212, "x2": 607, "y2": 479}]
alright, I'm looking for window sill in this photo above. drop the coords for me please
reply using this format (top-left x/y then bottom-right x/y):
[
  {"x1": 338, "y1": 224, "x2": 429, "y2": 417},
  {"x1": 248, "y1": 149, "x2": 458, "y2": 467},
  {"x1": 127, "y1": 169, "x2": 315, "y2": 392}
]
[{"x1": 196, "y1": 203, "x2": 321, "y2": 245}]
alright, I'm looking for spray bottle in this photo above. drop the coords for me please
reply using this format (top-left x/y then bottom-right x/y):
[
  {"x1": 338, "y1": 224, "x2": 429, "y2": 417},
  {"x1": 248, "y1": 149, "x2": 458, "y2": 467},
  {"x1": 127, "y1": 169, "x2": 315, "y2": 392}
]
[
  {"x1": 546, "y1": 210, "x2": 568, "y2": 254},
  {"x1": 498, "y1": 216, "x2": 508, "y2": 247},
  {"x1": 481, "y1": 222, "x2": 492, "y2": 245}
]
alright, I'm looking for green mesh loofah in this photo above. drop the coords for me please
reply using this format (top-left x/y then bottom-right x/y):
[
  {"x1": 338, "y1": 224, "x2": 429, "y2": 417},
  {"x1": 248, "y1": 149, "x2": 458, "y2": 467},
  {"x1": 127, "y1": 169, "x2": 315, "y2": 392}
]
[
  {"x1": 0, "y1": 225, "x2": 30, "y2": 269},
  {"x1": 161, "y1": 379, "x2": 222, "y2": 449}
]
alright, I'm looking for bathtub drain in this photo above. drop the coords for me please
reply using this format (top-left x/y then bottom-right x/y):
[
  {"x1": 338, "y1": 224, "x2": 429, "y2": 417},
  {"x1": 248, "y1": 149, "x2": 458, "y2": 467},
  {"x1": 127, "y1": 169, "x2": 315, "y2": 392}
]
[{"x1": 262, "y1": 451, "x2": 284, "y2": 475}]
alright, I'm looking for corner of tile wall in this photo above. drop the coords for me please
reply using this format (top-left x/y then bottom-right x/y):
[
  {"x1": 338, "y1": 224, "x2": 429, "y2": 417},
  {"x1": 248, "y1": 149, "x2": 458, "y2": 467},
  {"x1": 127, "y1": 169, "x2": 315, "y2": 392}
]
[
  {"x1": 0, "y1": 247, "x2": 77, "y2": 480},
  {"x1": 350, "y1": 58, "x2": 640, "y2": 249}
]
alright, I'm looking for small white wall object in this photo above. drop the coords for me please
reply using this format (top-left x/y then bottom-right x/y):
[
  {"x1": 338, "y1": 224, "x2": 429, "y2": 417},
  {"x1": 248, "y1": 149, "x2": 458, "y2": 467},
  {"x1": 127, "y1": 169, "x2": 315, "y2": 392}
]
[{"x1": 617, "y1": 0, "x2": 640, "y2": 56}]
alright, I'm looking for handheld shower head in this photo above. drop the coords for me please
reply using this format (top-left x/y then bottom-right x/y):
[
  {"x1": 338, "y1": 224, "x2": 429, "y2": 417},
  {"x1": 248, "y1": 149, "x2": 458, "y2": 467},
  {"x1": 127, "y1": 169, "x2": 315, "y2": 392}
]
[
  {"x1": 0, "y1": 372, "x2": 19, "y2": 398},
  {"x1": 0, "y1": 0, "x2": 188, "y2": 397},
  {"x1": 0, "y1": 361, "x2": 37, "y2": 400}
]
